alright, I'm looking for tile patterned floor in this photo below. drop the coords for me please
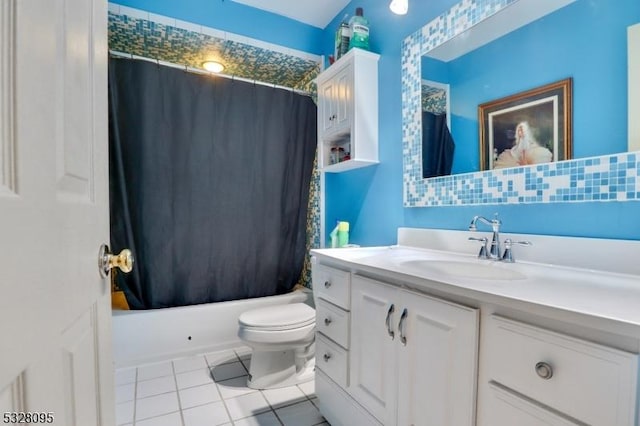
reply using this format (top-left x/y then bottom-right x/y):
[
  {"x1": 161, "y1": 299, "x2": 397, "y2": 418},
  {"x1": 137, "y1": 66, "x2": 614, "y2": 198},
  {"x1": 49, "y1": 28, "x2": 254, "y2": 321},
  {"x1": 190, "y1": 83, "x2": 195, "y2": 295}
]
[{"x1": 115, "y1": 347, "x2": 329, "y2": 426}]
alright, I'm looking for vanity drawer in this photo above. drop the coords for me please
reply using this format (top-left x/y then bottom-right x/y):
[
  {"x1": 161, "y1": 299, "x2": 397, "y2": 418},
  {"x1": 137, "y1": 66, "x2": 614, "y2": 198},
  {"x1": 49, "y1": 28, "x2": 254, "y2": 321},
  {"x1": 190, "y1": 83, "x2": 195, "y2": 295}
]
[
  {"x1": 316, "y1": 333, "x2": 348, "y2": 388},
  {"x1": 484, "y1": 315, "x2": 638, "y2": 426},
  {"x1": 316, "y1": 298, "x2": 350, "y2": 349},
  {"x1": 313, "y1": 264, "x2": 350, "y2": 310},
  {"x1": 481, "y1": 381, "x2": 580, "y2": 426}
]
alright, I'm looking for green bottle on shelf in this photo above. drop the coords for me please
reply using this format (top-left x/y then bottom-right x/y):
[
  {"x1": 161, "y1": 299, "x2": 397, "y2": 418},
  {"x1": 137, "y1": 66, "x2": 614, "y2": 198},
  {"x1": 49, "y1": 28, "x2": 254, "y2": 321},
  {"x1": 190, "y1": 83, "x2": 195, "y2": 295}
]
[{"x1": 348, "y1": 7, "x2": 370, "y2": 51}]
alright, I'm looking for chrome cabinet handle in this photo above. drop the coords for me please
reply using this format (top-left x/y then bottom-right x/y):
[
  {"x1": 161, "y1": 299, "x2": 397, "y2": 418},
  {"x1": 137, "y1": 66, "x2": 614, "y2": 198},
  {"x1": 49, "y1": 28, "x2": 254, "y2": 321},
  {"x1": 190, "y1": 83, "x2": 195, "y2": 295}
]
[
  {"x1": 385, "y1": 304, "x2": 395, "y2": 340},
  {"x1": 535, "y1": 362, "x2": 553, "y2": 380},
  {"x1": 323, "y1": 353, "x2": 332, "y2": 362},
  {"x1": 324, "y1": 280, "x2": 331, "y2": 288},
  {"x1": 398, "y1": 308, "x2": 408, "y2": 346},
  {"x1": 324, "y1": 317, "x2": 332, "y2": 326}
]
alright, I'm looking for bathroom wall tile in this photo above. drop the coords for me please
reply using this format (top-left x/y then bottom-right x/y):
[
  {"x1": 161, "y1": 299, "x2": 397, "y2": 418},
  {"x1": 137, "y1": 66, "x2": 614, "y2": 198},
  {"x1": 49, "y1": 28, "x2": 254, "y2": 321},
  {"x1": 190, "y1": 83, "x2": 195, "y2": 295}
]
[
  {"x1": 107, "y1": 3, "x2": 120, "y2": 14},
  {"x1": 179, "y1": 383, "x2": 221, "y2": 409},
  {"x1": 115, "y1": 383, "x2": 135, "y2": 404},
  {"x1": 115, "y1": 400, "x2": 134, "y2": 426},
  {"x1": 114, "y1": 367, "x2": 137, "y2": 386},
  {"x1": 119, "y1": 5, "x2": 148, "y2": 20},
  {"x1": 135, "y1": 392, "x2": 180, "y2": 421},
  {"x1": 136, "y1": 375, "x2": 176, "y2": 399},
  {"x1": 108, "y1": 11, "x2": 321, "y2": 91},
  {"x1": 135, "y1": 412, "x2": 182, "y2": 426},
  {"x1": 210, "y1": 361, "x2": 247, "y2": 382},
  {"x1": 173, "y1": 355, "x2": 208, "y2": 374},
  {"x1": 182, "y1": 401, "x2": 230, "y2": 426},
  {"x1": 148, "y1": 13, "x2": 175, "y2": 27},
  {"x1": 174, "y1": 19, "x2": 202, "y2": 33},
  {"x1": 216, "y1": 376, "x2": 257, "y2": 400},
  {"x1": 200, "y1": 26, "x2": 227, "y2": 39},
  {"x1": 225, "y1": 392, "x2": 271, "y2": 420},
  {"x1": 137, "y1": 361, "x2": 174, "y2": 381},
  {"x1": 176, "y1": 368, "x2": 215, "y2": 390},
  {"x1": 275, "y1": 400, "x2": 325, "y2": 426},
  {"x1": 261, "y1": 385, "x2": 307, "y2": 409}
]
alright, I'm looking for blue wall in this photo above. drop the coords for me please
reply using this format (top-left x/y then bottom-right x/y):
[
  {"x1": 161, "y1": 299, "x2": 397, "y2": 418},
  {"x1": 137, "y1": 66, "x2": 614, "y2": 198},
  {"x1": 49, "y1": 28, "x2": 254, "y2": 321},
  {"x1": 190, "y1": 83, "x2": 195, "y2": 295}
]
[
  {"x1": 325, "y1": 0, "x2": 640, "y2": 245},
  {"x1": 116, "y1": 0, "x2": 640, "y2": 244}
]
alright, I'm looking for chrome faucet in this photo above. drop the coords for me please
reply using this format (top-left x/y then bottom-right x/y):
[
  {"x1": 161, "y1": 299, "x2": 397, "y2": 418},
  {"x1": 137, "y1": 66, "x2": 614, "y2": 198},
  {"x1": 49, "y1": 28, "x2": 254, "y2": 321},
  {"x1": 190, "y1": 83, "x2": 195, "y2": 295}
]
[
  {"x1": 468, "y1": 214, "x2": 532, "y2": 262},
  {"x1": 468, "y1": 214, "x2": 502, "y2": 259}
]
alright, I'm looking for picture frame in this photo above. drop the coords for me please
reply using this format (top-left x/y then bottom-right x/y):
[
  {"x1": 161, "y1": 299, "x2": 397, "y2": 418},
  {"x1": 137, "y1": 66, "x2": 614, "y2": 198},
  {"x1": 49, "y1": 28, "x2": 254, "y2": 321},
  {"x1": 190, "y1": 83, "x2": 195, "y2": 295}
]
[{"x1": 479, "y1": 78, "x2": 572, "y2": 171}]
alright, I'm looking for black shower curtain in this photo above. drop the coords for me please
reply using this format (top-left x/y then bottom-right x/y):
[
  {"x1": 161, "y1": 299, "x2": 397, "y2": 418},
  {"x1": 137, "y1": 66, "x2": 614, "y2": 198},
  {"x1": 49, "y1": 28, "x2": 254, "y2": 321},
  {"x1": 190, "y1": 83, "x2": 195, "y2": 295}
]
[
  {"x1": 422, "y1": 111, "x2": 455, "y2": 178},
  {"x1": 108, "y1": 58, "x2": 317, "y2": 309}
]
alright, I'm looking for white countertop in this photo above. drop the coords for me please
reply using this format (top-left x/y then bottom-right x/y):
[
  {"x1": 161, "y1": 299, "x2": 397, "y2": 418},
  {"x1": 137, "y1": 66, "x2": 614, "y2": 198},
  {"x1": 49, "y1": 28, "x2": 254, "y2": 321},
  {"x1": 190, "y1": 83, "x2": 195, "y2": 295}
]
[{"x1": 311, "y1": 229, "x2": 640, "y2": 333}]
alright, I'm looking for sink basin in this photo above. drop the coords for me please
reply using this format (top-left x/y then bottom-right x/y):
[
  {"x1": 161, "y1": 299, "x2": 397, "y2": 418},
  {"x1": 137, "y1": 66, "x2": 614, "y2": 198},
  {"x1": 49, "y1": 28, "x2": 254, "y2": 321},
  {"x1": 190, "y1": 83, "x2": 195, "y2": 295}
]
[{"x1": 400, "y1": 259, "x2": 527, "y2": 281}]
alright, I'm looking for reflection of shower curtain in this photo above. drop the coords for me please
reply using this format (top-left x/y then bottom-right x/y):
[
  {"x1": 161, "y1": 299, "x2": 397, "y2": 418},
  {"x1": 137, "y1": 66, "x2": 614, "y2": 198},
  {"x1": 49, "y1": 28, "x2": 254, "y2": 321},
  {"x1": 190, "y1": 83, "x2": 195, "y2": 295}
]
[
  {"x1": 422, "y1": 111, "x2": 455, "y2": 178},
  {"x1": 108, "y1": 58, "x2": 317, "y2": 309}
]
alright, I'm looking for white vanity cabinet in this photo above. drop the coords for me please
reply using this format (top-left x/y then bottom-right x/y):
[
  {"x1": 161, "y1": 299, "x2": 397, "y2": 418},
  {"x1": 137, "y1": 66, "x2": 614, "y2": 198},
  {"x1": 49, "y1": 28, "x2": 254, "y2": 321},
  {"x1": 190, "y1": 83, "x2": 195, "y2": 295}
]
[
  {"x1": 478, "y1": 315, "x2": 639, "y2": 426},
  {"x1": 311, "y1": 262, "x2": 373, "y2": 425},
  {"x1": 315, "y1": 48, "x2": 379, "y2": 173},
  {"x1": 311, "y1": 230, "x2": 640, "y2": 426},
  {"x1": 349, "y1": 275, "x2": 479, "y2": 426}
]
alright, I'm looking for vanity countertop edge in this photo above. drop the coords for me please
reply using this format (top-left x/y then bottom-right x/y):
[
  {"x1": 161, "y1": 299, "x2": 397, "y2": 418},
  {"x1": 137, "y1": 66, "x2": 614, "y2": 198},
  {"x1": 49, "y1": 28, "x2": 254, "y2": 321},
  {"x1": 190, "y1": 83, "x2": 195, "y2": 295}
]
[{"x1": 310, "y1": 232, "x2": 640, "y2": 339}]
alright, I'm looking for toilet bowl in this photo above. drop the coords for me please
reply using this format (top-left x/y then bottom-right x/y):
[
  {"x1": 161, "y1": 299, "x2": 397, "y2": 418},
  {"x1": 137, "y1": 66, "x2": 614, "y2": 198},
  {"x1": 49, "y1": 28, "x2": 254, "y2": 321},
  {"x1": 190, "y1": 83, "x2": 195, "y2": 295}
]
[{"x1": 238, "y1": 302, "x2": 316, "y2": 389}]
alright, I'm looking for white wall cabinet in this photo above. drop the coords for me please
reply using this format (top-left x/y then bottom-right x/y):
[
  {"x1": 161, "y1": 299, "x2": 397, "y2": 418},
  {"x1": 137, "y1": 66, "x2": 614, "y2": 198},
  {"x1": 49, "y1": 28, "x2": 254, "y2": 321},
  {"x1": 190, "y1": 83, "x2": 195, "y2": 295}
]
[
  {"x1": 316, "y1": 48, "x2": 379, "y2": 173},
  {"x1": 319, "y1": 63, "x2": 351, "y2": 139},
  {"x1": 349, "y1": 275, "x2": 479, "y2": 426}
]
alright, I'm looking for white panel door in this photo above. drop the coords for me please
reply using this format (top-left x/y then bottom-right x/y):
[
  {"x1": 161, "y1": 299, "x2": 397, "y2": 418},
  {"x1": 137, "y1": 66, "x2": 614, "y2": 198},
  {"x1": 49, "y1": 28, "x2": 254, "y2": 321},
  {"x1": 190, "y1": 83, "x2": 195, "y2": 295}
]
[
  {"x1": 396, "y1": 289, "x2": 479, "y2": 426},
  {"x1": 349, "y1": 276, "x2": 398, "y2": 426},
  {"x1": 0, "y1": 0, "x2": 113, "y2": 425}
]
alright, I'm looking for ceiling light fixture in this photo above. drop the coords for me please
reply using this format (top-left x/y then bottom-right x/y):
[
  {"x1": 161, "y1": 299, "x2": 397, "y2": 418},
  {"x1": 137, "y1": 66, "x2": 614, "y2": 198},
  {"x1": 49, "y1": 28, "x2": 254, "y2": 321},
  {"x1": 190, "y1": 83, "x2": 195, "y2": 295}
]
[
  {"x1": 202, "y1": 61, "x2": 225, "y2": 73},
  {"x1": 389, "y1": 0, "x2": 408, "y2": 15}
]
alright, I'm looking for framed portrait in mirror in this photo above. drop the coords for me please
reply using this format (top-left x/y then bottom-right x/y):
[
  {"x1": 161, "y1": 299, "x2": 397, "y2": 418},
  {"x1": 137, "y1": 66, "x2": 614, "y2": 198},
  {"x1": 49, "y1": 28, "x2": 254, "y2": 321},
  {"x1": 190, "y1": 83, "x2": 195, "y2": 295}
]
[{"x1": 479, "y1": 78, "x2": 572, "y2": 171}]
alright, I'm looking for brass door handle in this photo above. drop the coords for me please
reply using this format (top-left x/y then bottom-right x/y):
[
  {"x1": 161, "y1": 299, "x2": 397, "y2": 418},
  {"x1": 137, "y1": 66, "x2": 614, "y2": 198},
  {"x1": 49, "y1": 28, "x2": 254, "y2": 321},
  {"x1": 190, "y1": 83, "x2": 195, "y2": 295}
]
[{"x1": 98, "y1": 244, "x2": 134, "y2": 278}]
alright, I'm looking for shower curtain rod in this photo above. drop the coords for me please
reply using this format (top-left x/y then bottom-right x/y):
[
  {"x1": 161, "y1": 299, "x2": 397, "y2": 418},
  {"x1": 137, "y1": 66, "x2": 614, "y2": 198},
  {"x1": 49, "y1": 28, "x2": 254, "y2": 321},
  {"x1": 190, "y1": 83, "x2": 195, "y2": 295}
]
[{"x1": 109, "y1": 50, "x2": 312, "y2": 96}]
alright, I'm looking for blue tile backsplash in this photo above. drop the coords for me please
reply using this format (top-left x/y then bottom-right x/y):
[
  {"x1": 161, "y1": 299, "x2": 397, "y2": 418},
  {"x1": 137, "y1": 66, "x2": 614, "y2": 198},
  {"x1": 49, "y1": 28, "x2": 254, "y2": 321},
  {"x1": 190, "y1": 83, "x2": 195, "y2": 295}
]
[{"x1": 402, "y1": 0, "x2": 640, "y2": 207}]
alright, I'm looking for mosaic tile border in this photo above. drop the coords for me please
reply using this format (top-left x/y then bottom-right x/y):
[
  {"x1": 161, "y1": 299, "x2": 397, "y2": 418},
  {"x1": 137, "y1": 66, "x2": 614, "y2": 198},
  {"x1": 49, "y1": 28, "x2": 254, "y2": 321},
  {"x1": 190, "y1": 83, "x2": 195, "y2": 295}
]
[
  {"x1": 108, "y1": 3, "x2": 321, "y2": 91},
  {"x1": 401, "y1": 0, "x2": 640, "y2": 207},
  {"x1": 405, "y1": 152, "x2": 640, "y2": 206}
]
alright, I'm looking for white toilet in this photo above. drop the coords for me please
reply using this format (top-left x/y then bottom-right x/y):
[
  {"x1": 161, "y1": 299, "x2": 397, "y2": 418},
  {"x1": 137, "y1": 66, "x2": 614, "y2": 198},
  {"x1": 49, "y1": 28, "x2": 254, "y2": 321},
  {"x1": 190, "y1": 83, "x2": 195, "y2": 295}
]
[{"x1": 237, "y1": 302, "x2": 316, "y2": 389}]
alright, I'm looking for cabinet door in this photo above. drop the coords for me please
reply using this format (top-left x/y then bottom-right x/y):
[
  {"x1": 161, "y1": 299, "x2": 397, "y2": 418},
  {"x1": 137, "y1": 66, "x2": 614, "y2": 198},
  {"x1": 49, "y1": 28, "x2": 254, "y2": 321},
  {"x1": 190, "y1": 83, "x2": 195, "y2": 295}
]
[
  {"x1": 320, "y1": 81, "x2": 336, "y2": 135},
  {"x1": 397, "y1": 289, "x2": 479, "y2": 426},
  {"x1": 333, "y1": 63, "x2": 352, "y2": 133},
  {"x1": 350, "y1": 276, "x2": 398, "y2": 425}
]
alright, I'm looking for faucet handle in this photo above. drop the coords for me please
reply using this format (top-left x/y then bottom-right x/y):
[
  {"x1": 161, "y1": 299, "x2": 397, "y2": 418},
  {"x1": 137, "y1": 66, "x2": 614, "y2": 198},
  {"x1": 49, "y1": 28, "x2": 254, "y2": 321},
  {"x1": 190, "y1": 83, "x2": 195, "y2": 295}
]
[
  {"x1": 468, "y1": 237, "x2": 489, "y2": 259},
  {"x1": 501, "y1": 239, "x2": 532, "y2": 263}
]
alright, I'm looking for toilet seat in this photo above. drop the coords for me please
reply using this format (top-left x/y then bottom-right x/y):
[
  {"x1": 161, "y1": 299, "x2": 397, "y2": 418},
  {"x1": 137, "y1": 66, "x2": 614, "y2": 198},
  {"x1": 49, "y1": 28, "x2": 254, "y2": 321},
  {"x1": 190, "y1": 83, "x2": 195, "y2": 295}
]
[{"x1": 239, "y1": 303, "x2": 315, "y2": 331}]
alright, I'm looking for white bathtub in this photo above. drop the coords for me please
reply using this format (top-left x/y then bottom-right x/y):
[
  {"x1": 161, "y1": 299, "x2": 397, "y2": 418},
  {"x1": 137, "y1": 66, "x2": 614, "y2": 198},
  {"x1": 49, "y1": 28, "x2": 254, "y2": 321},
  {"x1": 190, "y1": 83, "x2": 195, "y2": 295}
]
[{"x1": 112, "y1": 289, "x2": 313, "y2": 368}]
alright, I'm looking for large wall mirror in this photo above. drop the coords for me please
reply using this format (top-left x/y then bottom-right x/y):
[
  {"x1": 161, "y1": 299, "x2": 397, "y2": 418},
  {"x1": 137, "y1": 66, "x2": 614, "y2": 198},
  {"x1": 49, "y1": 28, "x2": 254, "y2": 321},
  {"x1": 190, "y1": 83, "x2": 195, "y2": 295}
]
[{"x1": 402, "y1": 0, "x2": 640, "y2": 206}]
